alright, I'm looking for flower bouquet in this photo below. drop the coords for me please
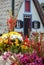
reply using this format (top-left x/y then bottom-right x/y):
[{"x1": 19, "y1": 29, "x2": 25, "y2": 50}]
[{"x1": 0, "y1": 32, "x2": 44, "y2": 65}]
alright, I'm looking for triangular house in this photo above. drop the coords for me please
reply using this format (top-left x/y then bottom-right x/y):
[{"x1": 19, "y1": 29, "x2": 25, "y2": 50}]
[
  {"x1": 15, "y1": 0, "x2": 44, "y2": 36},
  {"x1": 0, "y1": 0, "x2": 44, "y2": 35}
]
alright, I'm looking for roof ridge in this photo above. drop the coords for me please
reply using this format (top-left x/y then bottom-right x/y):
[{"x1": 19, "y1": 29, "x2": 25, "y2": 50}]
[{"x1": 33, "y1": 0, "x2": 44, "y2": 26}]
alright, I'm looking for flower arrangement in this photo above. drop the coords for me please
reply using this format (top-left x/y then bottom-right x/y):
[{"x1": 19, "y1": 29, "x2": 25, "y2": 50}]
[
  {"x1": 1, "y1": 51, "x2": 44, "y2": 65},
  {"x1": 0, "y1": 32, "x2": 33, "y2": 54},
  {"x1": 0, "y1": 31, "x2": 23, "y2": 53},
  {"x1": 0, "y1": 32, "x2": 44, "y2": 65},
  {"x1": 19, "y1": 52, "x2": 43, "y2": 65}
]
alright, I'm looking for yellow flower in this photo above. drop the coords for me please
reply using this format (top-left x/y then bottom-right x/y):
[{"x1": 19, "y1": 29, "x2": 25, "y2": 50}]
[
  {"x1": 3, "y1": 39, "x2": 8, "y2": 44},
  {"x1": 0, "y1": 37, "x2": 3, "y2": 46},
  {"x1": 7, "y1": 47, "x2": 10, "y2": 51},
  {"x1": 2, "y1": 33, "x2": 9, "y2": 39},
  {"x1": 15, "y1": 38, "x2": 19, "y2": 43},
  {"x1": 11, "y1": 42, "x2": 14, "y2": 45},
  {"x1": 21, "y1": 45, "x2": 28, "y2": 50},
  {"x1": 15, "y1": 39, "x2": 19, "y2": 46},
  {"x1": 9, "y1": 31, "x2": 21, "y2": 36},
  {"x1": 0, "y1": 42, "x2": 3, "y2": 46},
  {"x1": 0, "y1": 37, "x2": 3, "y2": 43},
  {"x1": 15, "y1": 43, "x2": 19, "y2": 46}
]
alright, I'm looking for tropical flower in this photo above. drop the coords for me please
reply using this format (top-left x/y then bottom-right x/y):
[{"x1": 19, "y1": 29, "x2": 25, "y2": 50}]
[{"x1": 7, "y1": 15, "x2": 17, "y2": 31}]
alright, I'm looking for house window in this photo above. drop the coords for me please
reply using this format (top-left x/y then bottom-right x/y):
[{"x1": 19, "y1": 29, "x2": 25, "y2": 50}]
[
  {"x1": 42, "y1": 6, "x2": 44, "y2": 10},
  {"x1": 15, "y1": 20, "x2": 23, "y2": 29},
  {"x1": 17, "y1": 21, "x2": 20, "y2": 28},
  {"x1": 32, "y1": 21, "x2": 40, "y2": 29},
  {"x1": 25, "y1": 0, "x2": 30, "y2": 12}
]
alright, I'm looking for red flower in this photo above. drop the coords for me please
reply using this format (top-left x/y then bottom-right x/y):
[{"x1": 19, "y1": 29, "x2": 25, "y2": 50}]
[
  {"x1": 8, "y1": 38, "x2": 12, "y2": 45},
  {"x1": 24, "y1": 35, "x2": 30, "y2": 47},
  {"x1": 37, "y1": 42, "x2": 41, "y2": 46},
  {"x1": 7, "y1": 17, "x2": 17, "y2": 31},
  {"x1": 11, "y1": 63, "x2": 18, "y2": 65},
  {"x1": 11, "y1": 63, "x2": 14, "y2": 65},
  {"x1": 31, "y1": 40, "x2": 35, "y2": 45}
]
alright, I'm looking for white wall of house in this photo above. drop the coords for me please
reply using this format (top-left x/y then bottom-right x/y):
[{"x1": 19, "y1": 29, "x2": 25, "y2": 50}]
[
  {"x1": 15, "y1": 1, "x2": 25, "y2": 33},
  {"x1": 31, "y1": 0, "x2": 44, "y2": 33},
  {"x1": 17, "y1": 0, "x2": 44, "y2": 33},
  {"x1": 17, "y1": 2, "x2": 24, "y2": 21}
]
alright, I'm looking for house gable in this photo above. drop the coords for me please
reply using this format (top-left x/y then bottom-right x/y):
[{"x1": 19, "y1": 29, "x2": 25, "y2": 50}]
[
  {"x1": 31, "y1": 0, "x2": 44, "y2": 32},
  {"x1": 33, "y1": 0, "x2": 44, "y2": 26},
  {"x1": 16, "y1": 0, "x2": 44, "y2": 33}
]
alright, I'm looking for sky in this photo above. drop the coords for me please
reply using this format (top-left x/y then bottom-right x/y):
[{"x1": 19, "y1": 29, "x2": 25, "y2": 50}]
[{"x1": 38, "y1": 0, "x2": 44, "y2": 3}]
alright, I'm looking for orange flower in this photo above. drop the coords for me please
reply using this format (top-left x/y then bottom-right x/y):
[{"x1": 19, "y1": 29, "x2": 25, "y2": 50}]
[{"x1": 7, "y1": 16, "x2": 17, "y2": 31}]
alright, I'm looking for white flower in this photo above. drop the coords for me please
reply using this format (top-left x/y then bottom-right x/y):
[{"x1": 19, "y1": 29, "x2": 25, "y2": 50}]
[
  {"x1": 10, "y1": 34, "x2": 23, "y2": 41},
  {"x1": 2, "y1": 36, "x2": 8, "y2": 39},
  {"x1": 18, "y1": 36, "x2": 23, "y2": 41}
]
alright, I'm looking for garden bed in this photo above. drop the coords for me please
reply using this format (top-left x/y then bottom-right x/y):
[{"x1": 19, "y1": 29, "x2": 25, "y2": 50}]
[{"x1": 0, "y1": 31, "x2": 44, "y2": 65}]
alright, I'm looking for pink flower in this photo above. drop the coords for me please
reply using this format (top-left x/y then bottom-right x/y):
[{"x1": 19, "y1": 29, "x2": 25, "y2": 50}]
[
  {"x1": 3, "y1": 55, "x2": 7, "y2": 60},
  {"x1": 2, "y1": 52, "x2": 12, "y2": 60},
  {"x1": 6, "y1": 51, "x2": 12, "y2": 57}
]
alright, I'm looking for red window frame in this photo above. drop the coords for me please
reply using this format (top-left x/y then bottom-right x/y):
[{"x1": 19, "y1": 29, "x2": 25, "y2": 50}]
[{"x1": 25, "y1": 0, "x2": 30, "y2": 12}]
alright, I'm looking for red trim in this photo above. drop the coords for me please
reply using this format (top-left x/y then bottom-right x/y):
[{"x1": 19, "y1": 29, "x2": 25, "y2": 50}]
[{"x1": 25, "y1": 1, "x2": 30, "y2": 11}]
